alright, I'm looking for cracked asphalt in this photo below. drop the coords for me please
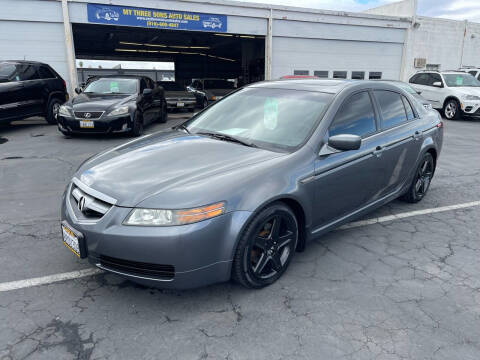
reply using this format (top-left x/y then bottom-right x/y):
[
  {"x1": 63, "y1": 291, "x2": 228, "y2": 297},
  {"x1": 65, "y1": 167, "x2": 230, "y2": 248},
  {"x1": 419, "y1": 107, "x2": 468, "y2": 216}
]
[{"x1": 0, "y1": 114, "x2": 479, "y2": 360}]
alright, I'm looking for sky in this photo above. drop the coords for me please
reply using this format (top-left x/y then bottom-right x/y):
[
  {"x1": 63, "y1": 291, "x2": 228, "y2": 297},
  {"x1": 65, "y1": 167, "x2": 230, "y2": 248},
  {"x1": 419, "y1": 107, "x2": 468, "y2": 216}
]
[{"x1": 234, "y1": 0, "x2": 480, "y2": 22}]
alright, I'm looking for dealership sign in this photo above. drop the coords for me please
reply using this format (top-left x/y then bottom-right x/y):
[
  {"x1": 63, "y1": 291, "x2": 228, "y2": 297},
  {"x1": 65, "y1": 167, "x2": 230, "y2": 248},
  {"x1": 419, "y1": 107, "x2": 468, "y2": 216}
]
[{"x1": 87, "y1": 3, "x2": 227, "y2": 32}]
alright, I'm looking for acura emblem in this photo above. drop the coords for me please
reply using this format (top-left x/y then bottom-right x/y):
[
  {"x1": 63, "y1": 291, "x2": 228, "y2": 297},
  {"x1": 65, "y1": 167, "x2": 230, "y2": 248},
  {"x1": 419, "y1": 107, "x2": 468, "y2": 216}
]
[
  {"x1": 84, "y1": 112, "x2": 91, "y2": 119},
  {"x1": 78, "y1": 196, "x2": 86, "y2": 212}
]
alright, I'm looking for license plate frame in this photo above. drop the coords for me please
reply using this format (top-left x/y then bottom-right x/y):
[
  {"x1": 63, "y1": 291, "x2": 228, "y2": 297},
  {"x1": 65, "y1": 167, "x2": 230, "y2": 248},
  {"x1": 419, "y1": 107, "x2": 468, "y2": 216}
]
[
  {"x1": 80, "y1": 120, "x2": 94, "y2": 128},
  {"x1": 61, "y1": 221, "x2": 87, "y2": 258}
]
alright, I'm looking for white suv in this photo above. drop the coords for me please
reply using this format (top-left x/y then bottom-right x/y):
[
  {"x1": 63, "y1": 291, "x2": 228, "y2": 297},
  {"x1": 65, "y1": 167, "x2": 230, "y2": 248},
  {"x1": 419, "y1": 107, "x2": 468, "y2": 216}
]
[{"x1": 408, "y1": 71, "x2": 480, "y2": 120}]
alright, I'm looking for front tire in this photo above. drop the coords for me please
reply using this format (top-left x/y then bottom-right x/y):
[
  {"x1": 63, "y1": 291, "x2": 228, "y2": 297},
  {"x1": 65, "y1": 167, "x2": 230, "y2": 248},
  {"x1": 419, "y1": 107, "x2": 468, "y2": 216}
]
[
  {"x1": 444, "y1": 99, "x2": 461, "y2": 120},
  {"x1": 232, "y1": 203, "x2": 298, "y2": 289},
  {"x1": 130, "y1": 112, "x2": 144, "y2": 137},
  {"x1": 45, "y1": 98, "x2": 63, "y2": 124},
  {"x1": 401, "y1": 153, "x2": 435, "y2": 203}
]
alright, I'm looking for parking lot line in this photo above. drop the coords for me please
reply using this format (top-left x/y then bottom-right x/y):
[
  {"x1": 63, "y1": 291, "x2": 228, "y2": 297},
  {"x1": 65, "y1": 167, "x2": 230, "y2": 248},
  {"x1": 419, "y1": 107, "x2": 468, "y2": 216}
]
[
  {"x1": 0, "y1": 200, "x2": 479, "y2": 293},
  {"x1": 0, "y1": 268, "x2": 102, "y2": 292}
]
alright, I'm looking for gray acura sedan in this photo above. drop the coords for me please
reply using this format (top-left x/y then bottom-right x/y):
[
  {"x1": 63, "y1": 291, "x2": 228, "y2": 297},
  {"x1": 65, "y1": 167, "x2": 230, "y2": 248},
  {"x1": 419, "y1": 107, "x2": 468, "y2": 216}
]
[{"x1": 61, "y1": 79, "x2": 443, "y2": 289}]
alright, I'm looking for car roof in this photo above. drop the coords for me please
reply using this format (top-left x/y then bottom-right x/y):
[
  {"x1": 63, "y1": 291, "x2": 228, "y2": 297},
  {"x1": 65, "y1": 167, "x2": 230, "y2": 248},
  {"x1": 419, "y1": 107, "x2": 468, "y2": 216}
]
[
  {"x1": 0, "y1": 60, "x2": 48, "y2": 66},
  {"x1": 90, "y1": 75, "x2": 144, "y2": 80},
  {"x1": 250, "y1": 79, "x2": 363, "y2": 94}
]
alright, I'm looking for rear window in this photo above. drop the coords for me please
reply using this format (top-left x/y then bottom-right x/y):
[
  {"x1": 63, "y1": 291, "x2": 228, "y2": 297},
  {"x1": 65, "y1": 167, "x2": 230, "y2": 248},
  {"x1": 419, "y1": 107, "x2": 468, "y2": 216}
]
[
  {"x1": 37, "y1": 66, "x2": 55, "y2": 79},
  {"x1": 375, "y1": 90, "x2": 408, "y2": 129}
]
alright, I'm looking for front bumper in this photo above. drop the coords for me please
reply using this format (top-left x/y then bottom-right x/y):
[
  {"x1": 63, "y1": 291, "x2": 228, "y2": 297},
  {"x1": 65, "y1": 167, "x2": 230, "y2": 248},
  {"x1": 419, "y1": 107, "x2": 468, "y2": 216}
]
[
  {"x1": 166, "y1": 99, "x2": 196, "y2": 110},
  {"x1": 460, "y1": 100, "x2": 480, "y2": 116},
  {"x1": 57, "y1": 114, "x2": 132, "y2": 134},
  {"x1": 61, "y1": 189, "x2": 251, "y2": 289}
]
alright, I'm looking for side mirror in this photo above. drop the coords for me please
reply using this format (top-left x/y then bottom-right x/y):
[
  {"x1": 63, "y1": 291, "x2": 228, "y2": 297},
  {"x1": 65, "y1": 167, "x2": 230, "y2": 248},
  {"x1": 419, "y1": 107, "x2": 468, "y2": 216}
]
[
  {"x1": 328, "y1": 134, "x2": 362, "y2": 151},
  {"x1": 143, "y1": 88, "x2": 153, "y2": 97},
  {"x1": 74, "y1": 87, "x2": 82, "y2": 94},
  {"x1": 416, "y1": 90, "x2": 422, "y2": 95},
  {"x1": 432, "y1": 81, "x2": 443, "y2": 88}
]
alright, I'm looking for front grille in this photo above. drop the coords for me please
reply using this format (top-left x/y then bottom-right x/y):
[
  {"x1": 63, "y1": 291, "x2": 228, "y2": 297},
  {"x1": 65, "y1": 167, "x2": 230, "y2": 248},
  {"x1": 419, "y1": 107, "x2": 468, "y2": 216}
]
[
  {"x1": 74, "y1": 111, "x2": 104, "y2": 119},
  {"x1": 70, "y1": 184, "x2": 113, "y2": 220},
  {"x1": 99, "y1": 255, "x2": 175, "y2": 280}
]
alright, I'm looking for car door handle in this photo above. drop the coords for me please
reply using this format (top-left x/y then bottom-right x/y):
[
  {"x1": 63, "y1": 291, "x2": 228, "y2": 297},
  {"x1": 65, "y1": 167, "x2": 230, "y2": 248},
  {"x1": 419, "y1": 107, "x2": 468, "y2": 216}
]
[
  {"x1": 373, "y1": 146, "x2": 384, "y2": 157},
  {"x1": 413, "y1": 131, "x2": 422, "y2": 140}
]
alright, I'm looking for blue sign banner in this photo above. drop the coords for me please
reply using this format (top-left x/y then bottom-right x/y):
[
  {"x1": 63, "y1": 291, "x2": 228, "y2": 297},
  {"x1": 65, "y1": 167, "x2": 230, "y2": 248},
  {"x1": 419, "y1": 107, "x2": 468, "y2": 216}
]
[{"x1": 87, "y1": 3, "x2": 227, "y2": 32}]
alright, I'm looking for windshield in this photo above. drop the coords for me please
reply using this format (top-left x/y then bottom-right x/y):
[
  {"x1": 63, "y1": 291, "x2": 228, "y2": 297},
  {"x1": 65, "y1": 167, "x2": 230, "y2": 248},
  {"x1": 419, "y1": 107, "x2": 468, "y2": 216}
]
[
  {"x1": 204, "y1": 80, "x2": 235, "y2": 89},
  {"x1": 443, "y1": 74, "x2": 480, "y2": 87},
  {"x1": 83, "y1": 78, "x2": 138, "y2": 94},
  {"x1": 160, "y1": 82, "x2": 184, "y2": 91},
  {"x1": 184, "y1": 87, "x2": 332, "y2": 152}
]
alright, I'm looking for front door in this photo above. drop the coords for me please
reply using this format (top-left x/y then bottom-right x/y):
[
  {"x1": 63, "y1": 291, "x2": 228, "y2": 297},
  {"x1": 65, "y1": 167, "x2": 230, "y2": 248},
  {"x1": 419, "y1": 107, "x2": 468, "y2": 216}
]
[
  {"x1": 0, "y1": 62, "x2": 26, "y2": 121},
  {"x1": 312, "y1": 91, "x2": 385, "y2": 229}
]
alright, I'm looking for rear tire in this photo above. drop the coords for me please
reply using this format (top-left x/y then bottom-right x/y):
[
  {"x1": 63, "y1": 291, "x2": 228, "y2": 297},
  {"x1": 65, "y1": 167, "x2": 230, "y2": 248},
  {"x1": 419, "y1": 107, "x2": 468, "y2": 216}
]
[
  {"x1": 232, "y1": 203, "x2": 298, "y2": 289},
  {"x1": 46, "y1": 98, "x2": 63, "y2": 124},
  {"x1": 443, "y1": 99, "x2": 461, "y2": 120},
  {"x1": 130, "y1": 112, "x2": 144, "y2": 137},
  {"x1": 400, "y1": 153, "x2": 435, "y2": 203}
]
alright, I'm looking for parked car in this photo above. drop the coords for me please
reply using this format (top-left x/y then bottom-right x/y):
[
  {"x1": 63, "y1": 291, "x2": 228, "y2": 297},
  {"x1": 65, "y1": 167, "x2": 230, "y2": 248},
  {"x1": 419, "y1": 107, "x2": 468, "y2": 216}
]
[
  {"x1": 459, "y1": 67, "x2": 480, "y2": 80},
  {"x1": 61, "y1": 79, "x2": 443, "y2": 290},
  {"x1": 0, "y1": 60, "x2": 68, "y2": 125},
  {"x1": 157, "y1": 81, "x2": 196, "y2": 112},
  {"x1": 187, "y1": 78, "x2": 236, "y2": 108},
  {"x1": 409, "y1": 70, "x2": 480, "y2": 119},
  {"x1": 57, "y1": 75, "x2": 167, "y2": 137},
  {"x1": 377, "y1": 80, "x2": 433, "y2": 110}
]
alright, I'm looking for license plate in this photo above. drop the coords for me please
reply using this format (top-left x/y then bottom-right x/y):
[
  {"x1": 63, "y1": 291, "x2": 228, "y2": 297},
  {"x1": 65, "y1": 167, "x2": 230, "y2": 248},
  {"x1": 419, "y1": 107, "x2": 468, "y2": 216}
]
[
  {"x1": 177, "y1": 102, "x2": 184, "y2": 107},
  {"x1": 62, "y1": 224, "x2": 81, "y2": 257},
  {"x1": 80, "y1": 120, "x2": 94, "y2": 128}
]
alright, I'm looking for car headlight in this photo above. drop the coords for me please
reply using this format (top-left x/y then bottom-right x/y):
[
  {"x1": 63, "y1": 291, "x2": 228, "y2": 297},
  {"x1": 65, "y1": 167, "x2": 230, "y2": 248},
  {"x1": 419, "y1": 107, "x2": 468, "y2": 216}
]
[
  {"x1": 123, "y1": 202, "x2": 226, "y2": 226},
  {"x1": 58, "y1": 105, "x2": 73, "y2": 117},
  {"x1": 462, "y1": 94, "x2": 480, "y2": 101},
  {"x1": 107, "y1": 106, "x2": 130, "y2": 117}
]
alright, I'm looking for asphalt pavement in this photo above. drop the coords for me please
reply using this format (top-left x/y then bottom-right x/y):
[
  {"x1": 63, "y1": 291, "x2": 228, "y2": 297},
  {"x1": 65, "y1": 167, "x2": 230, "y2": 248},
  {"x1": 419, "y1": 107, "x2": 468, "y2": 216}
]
[{"x1": 0, "y1": 113, "x2": 479, "y2": 360}]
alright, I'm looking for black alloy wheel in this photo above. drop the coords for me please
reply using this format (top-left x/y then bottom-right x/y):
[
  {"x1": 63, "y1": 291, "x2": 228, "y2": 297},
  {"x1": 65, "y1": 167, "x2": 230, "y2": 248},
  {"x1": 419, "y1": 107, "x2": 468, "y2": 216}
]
[
  {"x1": 232, "y1": 203, "x2": 298, "y2": 288},
  {"x1": 130, "y1": 112, "x2": 144, "y2": 137},
  {"x1": 401, "y1": 153, "x2": 435, "y2": 203},
  {"x1": 46, "y1": 98, "x2": 63, "y2": 124}
]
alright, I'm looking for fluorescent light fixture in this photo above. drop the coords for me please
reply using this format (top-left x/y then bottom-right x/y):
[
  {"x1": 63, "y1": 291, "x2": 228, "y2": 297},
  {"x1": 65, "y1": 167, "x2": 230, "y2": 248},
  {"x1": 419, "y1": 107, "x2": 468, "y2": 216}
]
[
  {"x1": 145, "y1": 43, "x2": 167, "y2": 48},
  {"x1": 214, "y1": 33, "x2": 233, "y2": 37},
  {"x1": 189, "y1": 46, "x2": 210, "y2": 49},
  {"x1": 180, "y1": 52, "x2": 199, "y2": 55},
  {"x1": 119, "y1": 41, "x2": 144, "y2": 46},
  {"x1": 159, "y1": 50, "x2": 180, "y2": 54},
  {"x1": 217, "y1": 56, "x2": 236, "y2": 62},
  {"x1": 170, "y1": 45, "x2": 190, "y2": 49},
  {"x1": 240, "y1": 35, "x2": 255, "y2": 39},
  {"x1": 115, "y1": 48, "x2": 138, "y2": 52}
]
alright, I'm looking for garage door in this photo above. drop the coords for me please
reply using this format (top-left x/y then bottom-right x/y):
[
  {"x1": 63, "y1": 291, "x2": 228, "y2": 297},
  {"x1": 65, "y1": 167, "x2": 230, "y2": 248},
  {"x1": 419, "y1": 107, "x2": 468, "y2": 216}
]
[{"x1": 272, "y1": 37, "x2": 403, "y2": 80}]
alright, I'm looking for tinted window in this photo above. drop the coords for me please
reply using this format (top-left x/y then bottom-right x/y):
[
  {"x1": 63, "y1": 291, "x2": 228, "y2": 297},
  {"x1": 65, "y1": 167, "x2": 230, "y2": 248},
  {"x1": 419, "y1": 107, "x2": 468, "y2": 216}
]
[
  {"x1": 0, "y1": 63, "x2": 19, "y2": 82},
  {"x1": 410, "y1": 73, "x2": 429, "y2": 85},
  {"x1": 375, "y1": 91, "x2": 408, "y2": 129},
  {"x1": 159, "y1": 82, "x2": 184, "y2": 91},
  {"x1": 427, "y1": 73, "x2": 443, "y2": 86},
  {"x1": 314, "y1": 71, "x2": 328, "y2": 78},
  {"x1": 333, "y1": 71, "x2": 347, "y2": 79},
  {"x1": 37, "y1": 66, "x2": 55, "y2": 79},
  {"x1": 17, "y1": 65, "x2": 39, "y2": 81},
  {"x1": 329, "y1": 92, "x2": 376, "y2": 138},
  {"x1": 468, "y1": 71, "x2": 477, "y2": 76},
  {"x1": 293, "y1": 70, "x2": 309, "y2": 76},
  {"x1": 369, "y1": 72, "x2": 382, "y2": 80},
  {"x1": 402, "y1": 96, "x2": 415, "y2": 121},
  {"x1": 351, "y1": 71, "x2": 365, "y2": 80}
]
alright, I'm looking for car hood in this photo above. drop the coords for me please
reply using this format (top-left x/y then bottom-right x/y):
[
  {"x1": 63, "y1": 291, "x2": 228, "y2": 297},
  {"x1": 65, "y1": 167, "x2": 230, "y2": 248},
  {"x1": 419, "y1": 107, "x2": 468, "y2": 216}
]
[
  {"x1": 452, "y1": 87, "x2": 480, "y2": 97},
  {"x1": 164, "y1": 91, "x2": 195, "y2": 99},
  {"x1": 76, "y1": 131, "x2": 284, "y2": 207},
  {"x1": 69, "y1": 93, "x2": 137, "y2": 111}
]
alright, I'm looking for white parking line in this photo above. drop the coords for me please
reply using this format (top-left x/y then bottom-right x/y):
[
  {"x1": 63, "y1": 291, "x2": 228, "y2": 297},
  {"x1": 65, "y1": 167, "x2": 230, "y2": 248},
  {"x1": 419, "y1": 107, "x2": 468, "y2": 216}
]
[
  {"x1": 339, "y1": 200, "x2": 480, "y2": 230},
  {"x1": 0, "y1": 268, "x2": 102, "y2": 292},
  {"x1": 1, "y1": 200, "x2": 479, "y2": 293}
]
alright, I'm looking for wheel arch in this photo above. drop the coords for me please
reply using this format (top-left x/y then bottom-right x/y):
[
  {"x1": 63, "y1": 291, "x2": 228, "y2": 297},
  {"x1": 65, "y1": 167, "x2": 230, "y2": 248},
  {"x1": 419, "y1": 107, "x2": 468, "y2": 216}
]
[
  {"x1": 442, "y1": 95, "x2": 460, "y2": 109},
  {"x1": 45, "y1": 91, "x2": 66, "y2": 113}
]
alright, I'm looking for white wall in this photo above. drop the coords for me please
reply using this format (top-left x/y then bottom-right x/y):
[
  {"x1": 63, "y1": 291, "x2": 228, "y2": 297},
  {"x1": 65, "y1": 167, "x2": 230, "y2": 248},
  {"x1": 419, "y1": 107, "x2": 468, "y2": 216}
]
[{"x1": 364, "y1": 0, "x2": 416, "y2": 18}]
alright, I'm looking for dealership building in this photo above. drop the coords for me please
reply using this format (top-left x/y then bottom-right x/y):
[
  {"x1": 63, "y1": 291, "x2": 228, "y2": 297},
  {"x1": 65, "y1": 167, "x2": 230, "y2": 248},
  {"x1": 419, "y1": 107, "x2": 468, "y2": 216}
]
[{"x1": 1, "y1": 0, "x2": 478, "y2": 95}]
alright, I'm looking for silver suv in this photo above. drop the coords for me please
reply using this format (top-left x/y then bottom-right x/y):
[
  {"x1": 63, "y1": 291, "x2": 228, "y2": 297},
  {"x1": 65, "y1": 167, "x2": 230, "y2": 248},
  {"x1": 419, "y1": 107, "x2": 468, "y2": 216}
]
[{"x1": 409, "y1": 70, "x2": 480, "y2": 120}]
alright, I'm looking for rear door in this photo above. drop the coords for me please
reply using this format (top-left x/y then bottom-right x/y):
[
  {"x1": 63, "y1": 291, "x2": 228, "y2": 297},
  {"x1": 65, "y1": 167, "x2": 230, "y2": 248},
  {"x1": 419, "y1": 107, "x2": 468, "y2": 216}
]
[
  {"x1": 312, "y1": 91, "x2": 385, "y2": 228},
  {"x1": 18, "y1": 63, "x2": 44, "y2": 115},
  {"x1": 0, "y1": 62, "x2": 25, "y2": 121},
  {"x1": 371, "y1": 90, "x2": 424, "y2": 197}
]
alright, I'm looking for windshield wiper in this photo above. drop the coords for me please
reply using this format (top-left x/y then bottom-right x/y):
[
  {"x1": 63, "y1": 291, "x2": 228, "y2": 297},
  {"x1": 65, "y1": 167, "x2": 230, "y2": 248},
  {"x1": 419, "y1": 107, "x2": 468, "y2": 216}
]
[
  {"x1": 197, "y1": 131, "x2": 258, "y2": 148},
  {"x1": 174, "y1": 124, "x2": 190, "y2": 134}
]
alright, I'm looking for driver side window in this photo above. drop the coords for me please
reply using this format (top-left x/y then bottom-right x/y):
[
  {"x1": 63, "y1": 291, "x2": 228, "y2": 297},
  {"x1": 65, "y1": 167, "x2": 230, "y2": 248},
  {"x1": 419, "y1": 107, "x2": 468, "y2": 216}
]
[{"x1": 329, "y1": 92, "x2": 377, "y2": 139}]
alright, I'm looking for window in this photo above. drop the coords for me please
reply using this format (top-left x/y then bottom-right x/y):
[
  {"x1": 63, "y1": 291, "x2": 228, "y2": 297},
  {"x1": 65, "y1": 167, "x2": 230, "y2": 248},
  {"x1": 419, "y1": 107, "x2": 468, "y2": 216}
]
[
  {"x1": 17, "y1": 64, "x2": 39, "y2": 81},
  {"x1": 369, "y1": 72, "x2": 382, "y2": 80},
  {"x1": 426, "y1": 73, "x2": 443, "y2": 87},
  {"x1": 375, "y1": 91, "x2": 408, "y2": 129},
  {"x1": 410, "y1": 73, "x2": 429, "y2": 85},
  {"x1": 468, "y1": 71, "x2": 477, "y2": 77},
  {"x1": 37, "y1": 66, "x2": 55, "y2": 79},
  {"x1": 333, "y1": 71, "x2": 347, "y2": 79},
  {"x1": 83, "y1": 78, "x2": 138, "y2": 94},
  {"x1": 351, "y1": 71, "x2": 365, "y2": 80},
  {"x1": 293, "y1": 70, "x2": 309, "y2": 76},
  {"x1": 443, "y1": 73, "x2": 480, "y2": 87},
  {"x1": 314, "y1": 71, "x2": 329, "y2": 78},
  {"x1": 329, "y1": 92, "x2": 376, "y2": 138},
  {"x1": 0, "y1": 62, "x2": 19, "y2": 82},
  {"x1": 402, "y1": 96, "x2": 415, "y2": 121}
]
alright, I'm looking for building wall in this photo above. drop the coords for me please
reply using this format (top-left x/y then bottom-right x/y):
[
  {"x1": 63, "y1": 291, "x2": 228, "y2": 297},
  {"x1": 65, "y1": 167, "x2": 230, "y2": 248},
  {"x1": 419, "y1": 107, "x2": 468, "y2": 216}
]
[{"x1": 364, "y1": 0, "x2": 415, "y2": 18}]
